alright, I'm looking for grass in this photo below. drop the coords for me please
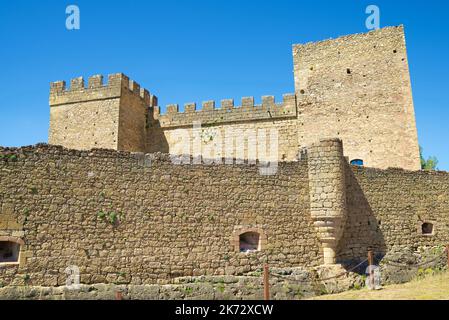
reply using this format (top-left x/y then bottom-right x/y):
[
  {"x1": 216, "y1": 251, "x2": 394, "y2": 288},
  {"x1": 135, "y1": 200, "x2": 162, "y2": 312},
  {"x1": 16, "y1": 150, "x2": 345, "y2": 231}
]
[{"x1": 310, "y1": 271, "x2": 449, "y2": 300}]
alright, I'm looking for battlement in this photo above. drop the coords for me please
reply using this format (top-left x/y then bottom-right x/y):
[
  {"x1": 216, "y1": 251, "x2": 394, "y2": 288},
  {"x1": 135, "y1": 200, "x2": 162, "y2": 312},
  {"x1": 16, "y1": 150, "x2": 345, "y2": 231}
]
[
  {"x1": 49, "y1": 73, "x2": 157, "y2": 107},
  {"x1": 153, "y1": 94, "x2": 297, "y2": 128}
]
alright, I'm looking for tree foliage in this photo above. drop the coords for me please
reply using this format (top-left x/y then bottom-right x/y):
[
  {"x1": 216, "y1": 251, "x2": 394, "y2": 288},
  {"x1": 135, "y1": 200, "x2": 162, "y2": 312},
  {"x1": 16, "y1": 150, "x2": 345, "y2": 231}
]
[{"x1": 420, "y1": 146, "x2": 439, "y2": 171}]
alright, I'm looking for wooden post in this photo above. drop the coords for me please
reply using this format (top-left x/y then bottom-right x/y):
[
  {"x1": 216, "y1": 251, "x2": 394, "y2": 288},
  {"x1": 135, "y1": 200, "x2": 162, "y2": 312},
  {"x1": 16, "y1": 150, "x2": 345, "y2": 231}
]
[
  {"x1": 263, "y1": 264, "x2": 270, "y2": 300},
  {"x1": 446, "y1": 245, "x2": 449, "y2": 268},
  {"x1": 368, "y1": 249, "x2": 374, "y2": 289}
]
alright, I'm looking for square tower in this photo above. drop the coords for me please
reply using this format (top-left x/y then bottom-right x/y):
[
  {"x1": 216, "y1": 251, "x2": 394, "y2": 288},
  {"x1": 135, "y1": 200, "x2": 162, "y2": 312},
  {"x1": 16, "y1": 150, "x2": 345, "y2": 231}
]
[
  {"x1": 49, "y1": 73, "x2": 157, "y2": 152},
  {"x1": 293, "y1": 25, "x2": 421, "y2": 170}
]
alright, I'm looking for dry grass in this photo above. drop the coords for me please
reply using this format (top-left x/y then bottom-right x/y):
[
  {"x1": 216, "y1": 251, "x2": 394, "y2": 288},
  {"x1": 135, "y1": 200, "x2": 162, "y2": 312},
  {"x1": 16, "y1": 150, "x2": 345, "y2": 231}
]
[{"x1": 310, "y1": 271, "x2": 449, "y2": 300}]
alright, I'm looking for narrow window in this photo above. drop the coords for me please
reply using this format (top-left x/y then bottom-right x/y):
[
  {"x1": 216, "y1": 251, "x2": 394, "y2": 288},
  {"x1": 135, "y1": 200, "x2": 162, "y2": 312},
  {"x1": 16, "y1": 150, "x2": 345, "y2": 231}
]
[
  {"x1": 421, "y1": 222, "x2": 434, "y2": 235},
  {"x1": 239, "y1": 232, "x2": 260, "y2": 252},
  {"x1": 0, "y1": 241, "x2": 20, "y2": 263},
  {"x1": 350, "y1": 159, "x2": 364, "y2": 166}
]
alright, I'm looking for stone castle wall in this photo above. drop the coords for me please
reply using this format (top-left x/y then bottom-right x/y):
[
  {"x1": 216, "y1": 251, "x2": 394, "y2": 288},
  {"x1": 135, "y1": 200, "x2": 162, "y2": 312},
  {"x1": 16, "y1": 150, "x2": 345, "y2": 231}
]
[
  {"x1": 1, "y1": 141, "x2": 448, "y2": 289},
  {"x1": 339, "y1": 165, "x2": 449, "y2": 262},
  {"x1": 148, "y1": 94, "x2": 299, "y2": 161},
  {"x1": 0, "y1": 145, "x2": 321, "y2": 287}
]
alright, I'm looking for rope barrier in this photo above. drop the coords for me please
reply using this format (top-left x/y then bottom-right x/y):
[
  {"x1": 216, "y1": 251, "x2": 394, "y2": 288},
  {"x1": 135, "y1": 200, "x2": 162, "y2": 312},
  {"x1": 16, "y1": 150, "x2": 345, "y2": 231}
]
[
  {"x1": 269, "y1": 258, "x2": 369, "y2": 282},
  {"x1": 269, "y1": 247, "x2": 448, "y2": 282},
  {"x1": 318, "y1": 258, "x2": 369, "y2": 282},
  {"x1": 264, "y1": 246, "x2": 448, "y2": 297},
  {"x1": 381, "y1": 247, "x2": 448, "y2": 269}
]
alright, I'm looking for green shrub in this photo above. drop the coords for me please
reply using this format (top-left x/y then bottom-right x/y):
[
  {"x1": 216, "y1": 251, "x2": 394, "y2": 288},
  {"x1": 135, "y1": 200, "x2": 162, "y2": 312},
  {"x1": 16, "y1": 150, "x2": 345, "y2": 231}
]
[
  {"x1": 97, "y1": 211, "x2": 106, "y2": 219},
  {"x1": 0, "y1": 154, "x2": 18, "y2": 162},
  {"x1": 107, "y1": 211, "x2": 119, "y2": 224},
  {"x1": 216, "y1": 282, "x2": 225, "y2": 293},
  {"x1": 97, "y1": 210, "x2": 120, "y2": 225}
]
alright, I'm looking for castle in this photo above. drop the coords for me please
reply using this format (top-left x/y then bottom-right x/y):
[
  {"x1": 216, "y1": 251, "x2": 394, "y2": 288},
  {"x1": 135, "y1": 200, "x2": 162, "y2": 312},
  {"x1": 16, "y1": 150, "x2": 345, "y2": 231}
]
[
  {"x1": 48, "y1": 25, "x2": 420, "y2": 171},
  {"x1": 0, "y1": 26, "x2": 448, "y2": 295}
]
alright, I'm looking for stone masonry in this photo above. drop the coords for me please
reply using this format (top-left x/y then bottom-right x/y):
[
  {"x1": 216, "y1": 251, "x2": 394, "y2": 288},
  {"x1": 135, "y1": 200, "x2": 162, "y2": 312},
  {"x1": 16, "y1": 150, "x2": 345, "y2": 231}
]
[
  {"x1": 294, "y1": 25, "x2": 420, "y2": 170},
  {"x1": 308, "y1": 139, "x2": 347, "y2": 265},
  {"x1": 1, "y1": 25, "x2": 446, "y2": 297},
  {"x1": 0, "y1": 139, "x2": 448, "y2": 289}
]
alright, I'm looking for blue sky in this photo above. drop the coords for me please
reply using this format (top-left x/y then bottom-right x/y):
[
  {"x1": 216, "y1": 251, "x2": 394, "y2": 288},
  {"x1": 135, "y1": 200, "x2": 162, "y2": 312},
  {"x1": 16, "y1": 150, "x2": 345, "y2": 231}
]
[{"x1": 0, "y1": 0, "x2": 447, "y2": 170}]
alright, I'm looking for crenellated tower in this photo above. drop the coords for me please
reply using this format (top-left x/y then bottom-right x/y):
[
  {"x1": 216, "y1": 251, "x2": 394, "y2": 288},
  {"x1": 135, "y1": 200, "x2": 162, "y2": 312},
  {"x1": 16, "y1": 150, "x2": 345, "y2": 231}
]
[{"x1": 49, "y1": 73, "x2": 157, "y2": 152}]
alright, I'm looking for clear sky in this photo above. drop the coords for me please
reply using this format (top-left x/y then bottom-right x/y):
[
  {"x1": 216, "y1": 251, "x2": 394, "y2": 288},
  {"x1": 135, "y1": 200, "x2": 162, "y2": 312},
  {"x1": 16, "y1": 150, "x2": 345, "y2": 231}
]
[{"x1": 0, "y1": 0, "x2": 447, "y2": 170}]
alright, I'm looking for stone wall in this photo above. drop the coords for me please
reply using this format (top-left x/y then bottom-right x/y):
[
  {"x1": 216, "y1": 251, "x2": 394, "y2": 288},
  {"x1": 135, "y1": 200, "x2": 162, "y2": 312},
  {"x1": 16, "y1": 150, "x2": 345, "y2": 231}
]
[
  {"x1": 294, "y1": 25, "x2": 420, "y2": 170},
  {"x1": 339, "y1": 165, "x2": 449, "y2": 262},
  {"x1": 0, "y1": 266, "x2": 363, "y2": 300},
  {"x1": 0, "y1": 144, "x2": 321, "y2": 287},
  {"x1": 148, "y1": 94, "x2": 298, "y2": 161},
  {"x1": 1, "y1": 141, "x2": 448, "y2": 291}
]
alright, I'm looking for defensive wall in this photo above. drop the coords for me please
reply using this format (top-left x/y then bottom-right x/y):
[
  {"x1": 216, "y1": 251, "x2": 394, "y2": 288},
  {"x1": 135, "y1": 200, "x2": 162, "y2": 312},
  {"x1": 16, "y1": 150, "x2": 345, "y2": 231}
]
[{"x1": 0, "y1": 139, "x2": 447, "y2": 288}]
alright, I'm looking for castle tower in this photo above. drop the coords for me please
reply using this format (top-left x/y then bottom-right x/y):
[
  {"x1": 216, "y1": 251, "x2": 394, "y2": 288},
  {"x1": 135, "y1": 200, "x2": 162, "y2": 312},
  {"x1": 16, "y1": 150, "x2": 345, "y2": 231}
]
[
  {"x1": 307, "y1": 138, "x2": 347, "y2": 265},
  {"x1": 49, "y1": 73, "x2": 157, "y2": 152},
  {"x1": 293, "y1": 26, "x2": 421, "y2": 170}
]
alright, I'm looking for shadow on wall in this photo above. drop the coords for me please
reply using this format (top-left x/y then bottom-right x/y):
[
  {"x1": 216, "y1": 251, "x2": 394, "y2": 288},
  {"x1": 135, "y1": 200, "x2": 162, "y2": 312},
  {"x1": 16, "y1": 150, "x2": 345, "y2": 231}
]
[
  {"x1": 337, "y1": 162, "x2": 387, "y2": 268},
  {"x1": 147, "y1": 121, "x2": 169, "y2": 153}
]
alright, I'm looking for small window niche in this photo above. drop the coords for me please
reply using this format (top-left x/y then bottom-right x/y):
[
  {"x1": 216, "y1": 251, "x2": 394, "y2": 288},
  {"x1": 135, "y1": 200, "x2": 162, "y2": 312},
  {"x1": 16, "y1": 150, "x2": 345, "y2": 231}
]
[
  {"x1": 421, "y1": 222, "x2": 435, "y2": 236},
  {"x1": 239, "y1": 232, "x2": 260, "y2": 253},
  {"x1": 0, "y1": 241, "x2": 21, "y2": 264},
  {"x1": 350, "y1": 159, "x2": 364, "y2": 166},
  {"x1": 232, "y1": 227, "x2": 266, "y2": 253}
]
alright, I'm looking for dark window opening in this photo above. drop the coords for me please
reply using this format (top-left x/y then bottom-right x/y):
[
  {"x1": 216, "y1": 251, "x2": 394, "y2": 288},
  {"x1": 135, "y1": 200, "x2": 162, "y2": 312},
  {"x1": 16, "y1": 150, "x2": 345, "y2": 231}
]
[
  {"x1": 0, "y1": 241, "x2": 20, "y2": 263},
  {"x1": 421, "y1": 222, "x2": 434, "y2": 235},
  {"x1": 346, "y1": 68, "x2": 351, "y2": 74},
  {"x1": 350, "y1": 159, "x2": 364, "y2": 166},
  {"x1": 239, "y1": 232, "x2": 260, "y2": 252}
]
